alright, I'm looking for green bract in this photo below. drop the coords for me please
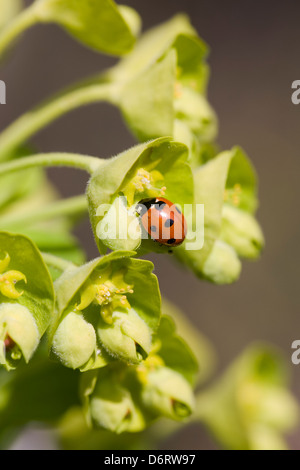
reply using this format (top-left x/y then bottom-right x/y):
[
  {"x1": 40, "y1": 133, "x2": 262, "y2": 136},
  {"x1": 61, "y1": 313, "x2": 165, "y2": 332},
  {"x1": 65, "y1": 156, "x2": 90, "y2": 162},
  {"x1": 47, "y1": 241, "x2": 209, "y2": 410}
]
[
  {"x1": 0, "y1": 0, "x2": 23, "y2": 31},
  {"x1": 81, "y1": 366, "x2": 146, "y2": 434},
  {"x1": 175, "y1": 146, "x2": 264, "y2": 284},
  {"x1": 153, "y1": 315, "x2": 198, "y2": 386},
  {"x1": 29, "y1": 0, "x2": 139, "y2": 55},
  {"x1": 135, "y1": 315, "x2": 197, "y2": 421},
  {"x1": 0, "y1": 232, "x2": 54, "y2": 370},
  {"x1": 87, "y1": 137, "x2": 193, "y2": 254},
  {"x1": 49, "y1": 251, "x2": 161, "y2": 370},
  {"x1": 139, "y1": 366, "x2": 195, "y2": 421},
  {"x1": 109, "y1": 15, "x2": 217, "y2": 156},
  {"x1": 109, "y1": 14, "x2": 209, "y2": 89},
  {"x1": 197, "y1": 345, "x2": 299, "y2": 450},
  {"x1": 161, "y1": 297, "x2": 216, "y2": 384}
]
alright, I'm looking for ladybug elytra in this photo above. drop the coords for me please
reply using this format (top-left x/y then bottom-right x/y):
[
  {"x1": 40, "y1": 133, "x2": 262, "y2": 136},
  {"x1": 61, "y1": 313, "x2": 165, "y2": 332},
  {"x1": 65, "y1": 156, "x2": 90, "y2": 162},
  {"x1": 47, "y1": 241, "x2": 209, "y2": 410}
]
[{"x1": 136, "y1": 197, "x2": 187, "y2": 247}]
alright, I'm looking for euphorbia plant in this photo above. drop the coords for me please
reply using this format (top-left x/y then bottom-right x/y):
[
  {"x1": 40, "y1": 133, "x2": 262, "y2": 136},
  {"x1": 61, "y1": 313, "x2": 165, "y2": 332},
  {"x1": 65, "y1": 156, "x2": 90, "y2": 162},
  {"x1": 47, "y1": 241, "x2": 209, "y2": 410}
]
[{"x1": 0, "y1": 0, "x2": 296, "y2": 451}]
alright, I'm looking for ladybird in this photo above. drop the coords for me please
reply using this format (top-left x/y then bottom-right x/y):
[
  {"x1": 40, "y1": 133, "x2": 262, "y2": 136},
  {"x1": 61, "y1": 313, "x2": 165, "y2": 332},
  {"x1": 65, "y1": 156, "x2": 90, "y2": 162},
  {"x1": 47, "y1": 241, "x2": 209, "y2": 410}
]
[{"x1": 136, "y1": 197, "x2": 187, "y2": 247}]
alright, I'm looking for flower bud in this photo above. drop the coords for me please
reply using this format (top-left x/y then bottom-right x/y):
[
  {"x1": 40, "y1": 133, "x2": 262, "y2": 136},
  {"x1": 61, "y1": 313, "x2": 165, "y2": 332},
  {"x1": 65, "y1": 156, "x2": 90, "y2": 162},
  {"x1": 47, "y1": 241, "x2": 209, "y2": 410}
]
[
  {"x1": 85, "y1": 368, "x2": 146, "y2": 433},
  {"x1": 96, "y1": 196, "x2": 141, "y2": 251},
  {"x1": 202, "y1": 240, "x2": 241, "y2": 284},
  {"x1": 0, "y1": 303, "x2": 39, "y2": 369},
  {"x1": 51, "y1": 310, "x2": 97, "y2": 370},
  {"x1": 140, "y1": 366, "x2": 195, "y2": 420},
  {"x1": 97, "y1": 308, "x2": 152, "y2": 364},
  {"x1": 197, "y1": 346, "x2": 299, "y2": 450},
  {"x1": 87, "y1": 138, "x2": 192, "y2": 255},
  {"x1": 221, "y1": 204, "x2": 264, "y2": 259},
  {"x1": 238, "y1": 383, "x2": 298, "y2": 432}
]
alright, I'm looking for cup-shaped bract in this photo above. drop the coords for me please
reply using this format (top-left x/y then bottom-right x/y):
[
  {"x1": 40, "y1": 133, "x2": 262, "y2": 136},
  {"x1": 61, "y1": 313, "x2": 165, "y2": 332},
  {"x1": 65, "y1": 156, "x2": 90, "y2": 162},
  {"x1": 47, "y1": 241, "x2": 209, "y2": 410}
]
[
  {"x1": 32, "y1": 0, "x2": 140, "y2": 55},
  {"x1": 135, "y1": 315, "x2": 197, "y2": 422},
  {"x1": 175, "y1": 146, "x2": 264, "y2": 284},
  {"x1": 81, "y1": 367, "x2": 146, "y2": 434},
  {"x1": 197, "y1": 345, "x2": 299, "y2": 450},
  {"x1": 87, "y1": 137, "x2": 193, "y2": 254},
  {"x1": 49, "y1": 251, "x2": 161, "y2": 370},
  {"x1": 0, "y1": 232, "x2": 55, "y2": 370}
]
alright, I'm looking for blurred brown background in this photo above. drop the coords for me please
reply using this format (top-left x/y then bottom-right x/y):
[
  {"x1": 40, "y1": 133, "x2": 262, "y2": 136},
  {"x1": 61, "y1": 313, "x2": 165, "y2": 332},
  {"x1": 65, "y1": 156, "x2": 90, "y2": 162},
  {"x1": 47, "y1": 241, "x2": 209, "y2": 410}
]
[{"x1": 1, "y1": 0, "x2": 300, "y2": 450}]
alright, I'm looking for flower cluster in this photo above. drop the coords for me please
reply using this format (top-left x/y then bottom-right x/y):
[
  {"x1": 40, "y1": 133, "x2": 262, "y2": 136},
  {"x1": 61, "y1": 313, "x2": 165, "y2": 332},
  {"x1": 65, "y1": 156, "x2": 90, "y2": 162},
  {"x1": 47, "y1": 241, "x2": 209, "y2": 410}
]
[
  {"x1": 196, "y1": 346, "x2": 299, "y2": 450},
  {"x1": 49, "y1": 252, "x2": 160, "y2": 369}
]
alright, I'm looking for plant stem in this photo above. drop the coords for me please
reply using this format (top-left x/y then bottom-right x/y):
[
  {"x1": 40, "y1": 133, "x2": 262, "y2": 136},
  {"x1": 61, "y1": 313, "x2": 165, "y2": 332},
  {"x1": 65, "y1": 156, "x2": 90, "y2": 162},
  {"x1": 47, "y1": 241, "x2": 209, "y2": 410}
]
[
  {"x1": 0, "y1": 152, "x2": 104, "y2": 176},
  {"x1": 42, "y1": 252, "x2": 76, "y2": 272},
  {"x1": 0, "y1": 194, "x2": 88, "y2": 230},
  {"x1": 0, "y1": 83, "x2": 120, "y2": 161},
  {"x1": 0, "y1": 4, "x2": 38, "y2": 57}
]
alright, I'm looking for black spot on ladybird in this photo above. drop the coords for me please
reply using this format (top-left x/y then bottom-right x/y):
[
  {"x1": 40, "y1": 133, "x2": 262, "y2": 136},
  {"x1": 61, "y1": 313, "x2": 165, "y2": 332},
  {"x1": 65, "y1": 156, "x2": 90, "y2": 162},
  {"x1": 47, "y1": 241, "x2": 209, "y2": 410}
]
[
  {"x1": 164, "y1": 219, "x2": 174, "y2": 228},
  {"x1": 167, "y1": 238, "x2": 176, "y2": 245},
  {"x1": 150, "y1": 225, "x2": 157, "y2": 233},
  {"x1": 156, "y1": 201, "x2": 166, "y2": 211}
]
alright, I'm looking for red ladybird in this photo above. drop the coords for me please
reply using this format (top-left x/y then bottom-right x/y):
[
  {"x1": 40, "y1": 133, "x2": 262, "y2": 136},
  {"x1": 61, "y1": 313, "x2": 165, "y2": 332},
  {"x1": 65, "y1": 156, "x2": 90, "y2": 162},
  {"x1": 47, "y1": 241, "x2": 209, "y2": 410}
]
[{"x1": 136, "y1": 197, "x2": 187, "y2": 247}]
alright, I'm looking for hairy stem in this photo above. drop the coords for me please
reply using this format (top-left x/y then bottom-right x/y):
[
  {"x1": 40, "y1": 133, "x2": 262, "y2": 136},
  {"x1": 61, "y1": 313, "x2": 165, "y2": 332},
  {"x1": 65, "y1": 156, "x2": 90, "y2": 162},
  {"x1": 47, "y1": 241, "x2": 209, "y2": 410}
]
[
  {"x1": 0, "y1": 152, "x2": 104, "y2": 176},
  {"x1": 0, "y1": 194, "x2": 88, "y2": 230},
  {"x1": 0, "y1": 83, "x2": 120, "y2": 161},
  {"x1": 0, "y1": 4, "x2": 38, "y2": 57}
]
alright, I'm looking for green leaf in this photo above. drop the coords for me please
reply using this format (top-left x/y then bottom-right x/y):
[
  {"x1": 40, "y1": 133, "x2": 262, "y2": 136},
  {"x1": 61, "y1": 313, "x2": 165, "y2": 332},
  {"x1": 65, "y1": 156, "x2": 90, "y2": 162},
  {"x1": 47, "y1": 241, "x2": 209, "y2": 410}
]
[
  {"x1": 34, "y1": 0, "x2": 139, "y2": 55},
  {"x1": 0, "y1": 0, "x2": 23, "y2": 31}
]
